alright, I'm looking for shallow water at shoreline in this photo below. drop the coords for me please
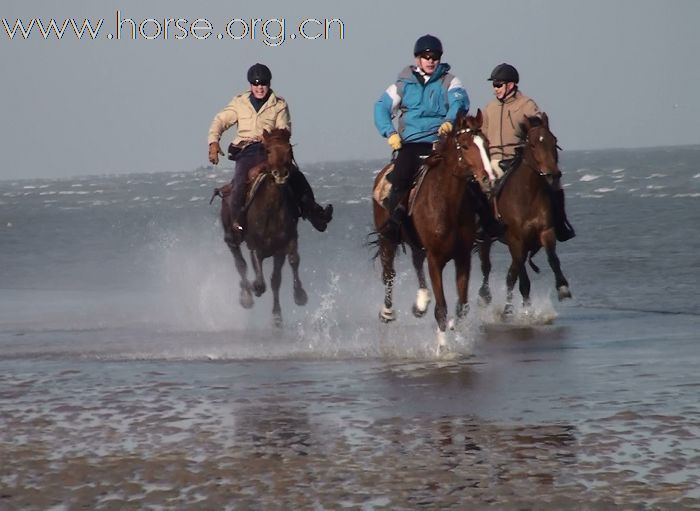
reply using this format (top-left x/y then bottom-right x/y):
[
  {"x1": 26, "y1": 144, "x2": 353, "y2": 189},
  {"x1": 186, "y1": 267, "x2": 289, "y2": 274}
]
[{"x1": 1, "y1": 307, "x2": 699, "y2": 509}]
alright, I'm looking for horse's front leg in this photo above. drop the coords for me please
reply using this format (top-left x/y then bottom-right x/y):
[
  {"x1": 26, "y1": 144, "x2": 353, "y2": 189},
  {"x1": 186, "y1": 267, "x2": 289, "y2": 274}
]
[
  {"x1": 477, "y1": 240, "x2": 493, "y2": 306},
  {"x1": 454, "y1": 250, "x2": 472, "y2": 325},
  {"x1": 519, "y1": 264, "x2": 532, "y2": 310},
  {"x1": 411, "y1": 245, "x2": 431, "y2": 318},
  {"x1": 427, "y1": 253, "x2": 448, "y2": 351},
  {"x1": 541, "y1": 231, "x2": 572, "y2": 301},
  {"x1": 270, "y1": 252, "x2": 285, "y2": 327},
  {"x1": 250, "y1": 249, "x2": 266, "y2": 297},
  {"x1": 224, "y1": 232, "x2": 253, "y2": 309},
  {"x1": 378, "y1": 238, "x2": 397, "y2": 323},
  {"x1": 504, "y1": 243, "x2": 526, "y2": 317},
  {"x1": 287, "y1": 238, "x2": 307, "y2": 306}
]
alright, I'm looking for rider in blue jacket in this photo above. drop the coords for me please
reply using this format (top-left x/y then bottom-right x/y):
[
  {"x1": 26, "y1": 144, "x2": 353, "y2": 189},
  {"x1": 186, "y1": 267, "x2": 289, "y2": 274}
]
[{"x1": 374, "y1": 34, "x2": 501, "y2": 242}]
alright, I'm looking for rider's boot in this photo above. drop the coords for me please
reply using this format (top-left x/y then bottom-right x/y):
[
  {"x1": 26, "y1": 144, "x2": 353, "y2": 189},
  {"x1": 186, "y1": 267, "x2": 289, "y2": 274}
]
[
  {"x1": 551, "y1": 189, "x2": 576, "y2": 242},
  {"x1": 473, "y1": 186, "x2": 505, "y2": 242},
  {"x1": 300, "y1": 195, "x2": 333, "y2": 232},
  {"x1": 229, "y1": 182, "x2": 247, "y2": 241},
  {"x1": 381, "y1": 187, "x2": 407, "y2": 244},
  {"x1": 289, "y1": 166, "x2": 333, "y2": 232}
]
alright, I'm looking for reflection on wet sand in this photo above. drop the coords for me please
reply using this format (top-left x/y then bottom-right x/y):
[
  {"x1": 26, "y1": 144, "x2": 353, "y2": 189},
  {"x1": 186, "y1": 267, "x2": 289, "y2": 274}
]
[{"x1": 1, "y1": 361, "x2": 699, "y2": 510}]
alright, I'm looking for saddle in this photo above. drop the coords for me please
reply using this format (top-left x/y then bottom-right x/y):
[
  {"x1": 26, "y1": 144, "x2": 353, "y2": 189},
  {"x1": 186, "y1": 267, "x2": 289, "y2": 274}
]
[
  {"x1": 208, "y1": 164, "x2": 270, "y2": 205},
  {"x1": 372, "y1": 153, "x2": 441, "y2": 214}
]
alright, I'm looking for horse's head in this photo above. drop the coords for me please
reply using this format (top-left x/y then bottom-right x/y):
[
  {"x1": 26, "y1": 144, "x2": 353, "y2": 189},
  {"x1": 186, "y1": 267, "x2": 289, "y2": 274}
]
[
  {"x1": 262, "y1": 128, "x2": 293, "y2": 184},
  {"x1": 520, "y1": 113, "x2": 561, "y2": 187},
  {"x1": 450, "y1": 109, "x2": 496, "y2": 193}
]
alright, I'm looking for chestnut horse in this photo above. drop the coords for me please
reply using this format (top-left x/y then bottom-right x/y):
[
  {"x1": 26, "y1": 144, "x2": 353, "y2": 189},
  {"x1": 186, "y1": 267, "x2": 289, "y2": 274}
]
[
  {"x1": 220, "y1": 128, "x2": 307, "y2": 326},
  {"x1": 477, "y1": 113, "x2": 571, "y2": 316},
  {"x1": 373, "y1": 110, "x2": 496, "y2": 350}
]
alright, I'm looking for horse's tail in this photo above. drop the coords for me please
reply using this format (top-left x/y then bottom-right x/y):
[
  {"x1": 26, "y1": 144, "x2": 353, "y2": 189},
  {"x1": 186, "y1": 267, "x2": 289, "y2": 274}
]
[
  {"x1": 528, "y1": 249, "x2": 541, "y2": 273},
  {"x1": 365, "y1": 222, "x2": 406, "y2": 261}
]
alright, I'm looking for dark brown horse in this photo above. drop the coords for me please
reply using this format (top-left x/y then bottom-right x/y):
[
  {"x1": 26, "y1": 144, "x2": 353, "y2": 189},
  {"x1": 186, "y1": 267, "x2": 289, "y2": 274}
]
[
  {"x1": 373, "y1": 110, "x2": 496, "y2": 350},
  {"x1": 220, "y1": 128, "x2": 307, "y2": 326},
  {"x1": 477, "y1": 113, "x2": 571, "y2": 316}
]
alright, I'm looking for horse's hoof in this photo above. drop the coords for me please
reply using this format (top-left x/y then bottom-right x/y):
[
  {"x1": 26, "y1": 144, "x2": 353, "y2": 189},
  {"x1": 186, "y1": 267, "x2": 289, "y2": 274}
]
[
  {"x1": 272, "y1": 313, "x2": 283, "y2": 328},
  {"x1": 252, "y1": 281, "x2": 266, "y2": 297},
  {"x1": 557, "y1": 286, "x2": 572, "y2": 301},
  {"x1": 435, "y1": 329, "x2": 447, "y2": 355},
  {"x1": 411, "y1": 304, "x2": 427, "y2": 318},
  {"x1": 412, "y1": 288, "x2": 431, "y2": 317},
  {"x1": 294, "y1": 287, "x2": 308, "y2": 306},
  {"x1": 379, "y1": 307, "x2": 396, "y2": 323},
  {"x1": 240, "y1": 290, "x2": 254, "y2": 309},
  {"x1": 478, "y1": 288, "x2": 492, "y2": 307}
]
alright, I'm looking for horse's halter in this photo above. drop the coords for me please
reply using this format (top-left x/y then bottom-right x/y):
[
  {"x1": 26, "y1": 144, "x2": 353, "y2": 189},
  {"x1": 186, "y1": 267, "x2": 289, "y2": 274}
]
[
  {"x1": 453, "y1": 127, "x2": 494, "y2": 186},
  {"x1": 523, "y1": 126, "x2": 562, "y2": 186},
  {"x1": 264, "y1": 137, "x2": 292, "y2": 184}
]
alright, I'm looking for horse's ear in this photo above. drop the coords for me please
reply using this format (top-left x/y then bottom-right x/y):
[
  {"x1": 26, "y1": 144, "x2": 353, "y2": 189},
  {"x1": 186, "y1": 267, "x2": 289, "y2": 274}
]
[
  {"x1": 541, "y1": 112, "x2": 549, "y2": 128},
  {"x1": 262, "y1": 129, "x2": 270, "y2": 140},
  {"x1": 474, "y1": 108, "x2": 483, "y2": 127}
]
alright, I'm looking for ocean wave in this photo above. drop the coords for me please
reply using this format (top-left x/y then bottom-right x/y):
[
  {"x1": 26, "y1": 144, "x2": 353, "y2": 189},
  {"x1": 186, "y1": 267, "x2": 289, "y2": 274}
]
[{"x1": 579, "y1": 174, "x2": 600, "y2": 182}]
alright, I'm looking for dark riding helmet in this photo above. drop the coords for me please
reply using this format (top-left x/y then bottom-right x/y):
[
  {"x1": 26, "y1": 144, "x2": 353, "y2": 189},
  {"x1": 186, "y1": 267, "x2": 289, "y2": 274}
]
[
  {"x1": 413, "y1": 34, "x2": 443, "y2": 56},
  {"x1": 247, "y1": 63, "x2": 272, "y2": 85},
  {"x1": 488, "y1": 63, "x2": 519, "y2": 84}
]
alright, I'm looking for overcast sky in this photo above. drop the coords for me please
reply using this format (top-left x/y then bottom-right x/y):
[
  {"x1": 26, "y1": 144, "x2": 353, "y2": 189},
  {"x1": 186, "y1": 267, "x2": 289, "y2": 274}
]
[{"x1": 1, "y1": 0, "x2": 698, "y2": 179}]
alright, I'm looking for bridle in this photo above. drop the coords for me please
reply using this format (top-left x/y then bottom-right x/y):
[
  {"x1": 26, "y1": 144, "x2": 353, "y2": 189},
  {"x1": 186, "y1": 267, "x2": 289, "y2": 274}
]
[
  {"x1": 453, "y1": 127, "x2": 492, "y2": 186},
  {"x1": 263, "y1": 135, "x2": 293, "y2": 184},
  {"x1": 522, "y1": 126, "x2": 562, "y2": 182}
]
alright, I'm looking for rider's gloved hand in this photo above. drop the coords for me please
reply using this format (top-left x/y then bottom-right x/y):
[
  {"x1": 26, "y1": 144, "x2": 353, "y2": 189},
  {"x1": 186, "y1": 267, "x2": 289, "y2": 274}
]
[
  {"x1": 387, "y1": 133, "x2": 402, "y2": 151},
  {"x1": 208, "y1": 142, "x2": 224, "y2": 164},
  {"x1": 438, "y1": 121, "x2": 453, "y2": 136}
]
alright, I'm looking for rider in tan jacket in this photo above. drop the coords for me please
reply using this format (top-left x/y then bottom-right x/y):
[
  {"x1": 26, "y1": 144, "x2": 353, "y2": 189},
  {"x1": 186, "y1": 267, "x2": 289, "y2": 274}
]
[
  {"x1": 482, "y1": 63, "x2": 575, "y2": 241},
  {"x1": 208, "y1": 90, "x2": 290, "y2": 150},
  {"x1": 208, "y1": 63, "x2": 332, "y2": 235}
]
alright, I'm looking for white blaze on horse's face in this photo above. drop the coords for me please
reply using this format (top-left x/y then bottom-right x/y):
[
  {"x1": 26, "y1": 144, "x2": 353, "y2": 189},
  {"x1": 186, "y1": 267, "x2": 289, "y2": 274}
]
[{"x1": 473, "y1": 134, "x2": 496, "y2": 183}]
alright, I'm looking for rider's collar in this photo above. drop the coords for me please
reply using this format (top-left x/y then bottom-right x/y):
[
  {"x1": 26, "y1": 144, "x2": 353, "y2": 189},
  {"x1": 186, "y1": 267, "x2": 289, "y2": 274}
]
[{"x1": 498, "y1": 87, "x2": 519, "y2": 104}]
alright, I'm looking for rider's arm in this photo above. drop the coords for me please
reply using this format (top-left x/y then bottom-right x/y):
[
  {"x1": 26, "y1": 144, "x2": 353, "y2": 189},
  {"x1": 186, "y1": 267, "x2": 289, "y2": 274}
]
[
  {"x1": 207, "y1": 97, "x2": 239, "y2": 144},
  {"x1": 274, "y1": 101, "x2": 291, "y2": 133},
  {"x1": 374, "y1": 84, "x2": 401, "y2": 138},
  {"x1": 445, "y1": 77, "x2": 470, "y2": 123},
  {"x1": 523, "y1": 98, "x2": 541, "y2": 119}
]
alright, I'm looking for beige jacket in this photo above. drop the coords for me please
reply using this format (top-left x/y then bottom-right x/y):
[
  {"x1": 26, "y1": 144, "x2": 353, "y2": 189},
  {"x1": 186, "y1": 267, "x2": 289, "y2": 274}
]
[
  {"x1": 207, "y1": 91, "x2": 291, "y2": 147},
  {"x1": 482, "y1": 90, "x2": 539, "y2": 161}
]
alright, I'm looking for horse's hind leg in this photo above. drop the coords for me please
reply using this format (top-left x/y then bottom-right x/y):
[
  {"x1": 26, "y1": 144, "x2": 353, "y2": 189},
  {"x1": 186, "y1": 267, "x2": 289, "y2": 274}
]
[
  {"x1": 542, "y1": 232, "x2": 571, "y2": 300},
  {"x1": 478, "y1": 240, "x2": 493, "y2": 306},
  {"x1": 378, "y1": 239, "x2": 397, "y2": 323},
  {"x1": 411, "y1": 245, "x2": 431, "y2": 318},
  {"x1": 250, "y1": 249, "x2": 266, "y2": 297},
  {"x1": 270, "y1": 252, "x2": 285, "y2": 327},
  {"x1": 287, "y1": 238, "x2": 308, "y2": 306}
]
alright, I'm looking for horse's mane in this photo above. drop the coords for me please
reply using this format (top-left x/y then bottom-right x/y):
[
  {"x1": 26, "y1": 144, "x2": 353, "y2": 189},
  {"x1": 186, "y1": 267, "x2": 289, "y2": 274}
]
[{"x1": 262, "y1": 128, "x2": 292, "y2": 145}]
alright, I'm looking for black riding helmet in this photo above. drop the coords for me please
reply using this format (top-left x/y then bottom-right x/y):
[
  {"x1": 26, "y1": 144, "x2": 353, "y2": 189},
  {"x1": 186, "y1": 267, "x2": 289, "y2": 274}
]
[
  {"x1": 413, "y1": 34, "x2": 443, "y2": 56},
  {"x1": 247, "y1": 63, "x2": 272, "y2": 85},
  {"x1": 488, "y1": 63, "x2": 519, "y2": 84}
]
